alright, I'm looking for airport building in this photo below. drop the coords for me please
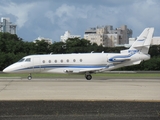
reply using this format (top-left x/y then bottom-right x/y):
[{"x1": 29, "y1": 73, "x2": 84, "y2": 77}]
[
  {"x1": 33, "y1": 36, "x2": 52, "y2": 44},
  {"x1": 151, "y1": 37, "x2": 160, "y2": 45},
  {"x1": 0, "y1": 17, "x2": 16, "y2": 34},
  {"x1": 84, "y1": 25, "x2": 132, "y2": 47},
  {"x1": 60, "y1": 31, "x2": 81, "y2": 42}
]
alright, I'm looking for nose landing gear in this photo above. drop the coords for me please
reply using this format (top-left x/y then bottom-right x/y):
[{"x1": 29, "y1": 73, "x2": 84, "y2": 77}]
[{"x1": 28, "y1": 73, "x2": 32, "y2": 80}]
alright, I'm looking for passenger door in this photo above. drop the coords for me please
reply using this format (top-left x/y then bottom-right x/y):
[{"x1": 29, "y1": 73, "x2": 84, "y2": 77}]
[{"x1": 33, "y1": 57, "x2": 41, "y2": 73}]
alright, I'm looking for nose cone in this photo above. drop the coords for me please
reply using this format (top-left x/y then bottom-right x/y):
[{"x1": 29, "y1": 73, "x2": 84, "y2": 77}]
[
  {"x1": 3, "y1": 63, "x2": 18, "y2": 73},
  {"x1": 3, "y1": 67, "x2": 11, "y2": 73},
  {"x1": 3, "y1": 63, "x2": 25, "y2": 73}
]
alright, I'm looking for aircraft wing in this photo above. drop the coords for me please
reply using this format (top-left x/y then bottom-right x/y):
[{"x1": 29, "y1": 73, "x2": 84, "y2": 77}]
[
  {"x1": 64, "y1": 67, "x2": 106, "y2": 74},
  {"x1": 79, "y1": 67, "x2": 106, "y2": 73}
]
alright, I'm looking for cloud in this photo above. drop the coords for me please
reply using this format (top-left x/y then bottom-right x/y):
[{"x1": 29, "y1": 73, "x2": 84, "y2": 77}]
[
  {"x1": 124, "y1": 0, "x2": 160, "y2": 35},
  {"x1": 55, "y1": 4, "x2": 75, "y2": 18},
  {"x1": 0, "y1": 1, "x2": 36, "y2": 28},
  {"x1": 0, "y1": 0, "x2": 160, "y2": 41},
  {"x1": 45, "y1": 4, "x2": 87, "y2": 25},
  {"x1": 45, "y1": 0, "x2": 160, "y2": 40}
]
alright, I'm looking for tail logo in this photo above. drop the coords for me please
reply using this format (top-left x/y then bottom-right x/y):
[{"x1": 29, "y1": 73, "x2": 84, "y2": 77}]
[{"x1": 128, "y1": 50, "x2": 139, "y2": 54}]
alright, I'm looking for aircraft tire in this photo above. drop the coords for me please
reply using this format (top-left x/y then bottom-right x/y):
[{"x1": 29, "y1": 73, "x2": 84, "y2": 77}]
[
  {"x1": 85, "y1": 75, "x2": 92, "y2": 80},
  {"x1": 28, "y1": 76, "x2": 32, "y2": 80}
]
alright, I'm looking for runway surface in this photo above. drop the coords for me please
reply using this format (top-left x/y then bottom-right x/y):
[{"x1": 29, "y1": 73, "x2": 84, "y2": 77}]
[
  {"x1": 0, "y1": 78, "x2": 160, "y2": 101},
  {"x1": 0, "y1": 78, "x2": 160, "y2": 120}
]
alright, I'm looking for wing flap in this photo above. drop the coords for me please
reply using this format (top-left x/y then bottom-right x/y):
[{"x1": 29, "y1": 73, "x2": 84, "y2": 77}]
[
  {"x1": 64, "y1": 67, "x2": 106, "y2": 73},
  {"x1": 79, "y1": 68, "x2": 105, "y2": 73}
]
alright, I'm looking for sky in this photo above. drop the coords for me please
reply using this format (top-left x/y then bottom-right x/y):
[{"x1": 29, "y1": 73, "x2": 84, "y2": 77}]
[{"x1": 0, "y1": 0, "x2": 160, "y2": 42}]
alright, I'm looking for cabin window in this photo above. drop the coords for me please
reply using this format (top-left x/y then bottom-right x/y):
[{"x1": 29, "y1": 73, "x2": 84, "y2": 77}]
[
  {"x1": 18, "y1": 58, "x2": 25, "y2": 62},
  {"x1": 73, "y1": 59, "x2": 76, "y2": 62},
  {"x1": 61, "y1": 60, "x2": 63, "y2": 63},
  {"x1": 66, "y1": 59, "x2": 69, "y2": 62},
  {"x1": 42, "y1": 60, "x2": 45, "y2": 63},
  {"x1": 49, "y1": 60, "x2": 51, "y2": 63},
  {"x1": 54, "y1": 60, "x2": 57, "y2": 63},
  {"x1": 80, "y1": 59, "x2": 82, "y2": 62},
  {"x1": 25, "y1": 58, "x2": 31, "y2": 62}
]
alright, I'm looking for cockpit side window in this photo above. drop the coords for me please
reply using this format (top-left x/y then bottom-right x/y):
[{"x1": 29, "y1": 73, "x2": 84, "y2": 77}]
[
  {"x1": 18, "y1": 58, "x2": 25, "y2": 62},
  {"x1": 25, "y1": 58, "x2": 31, "y2": 62}
]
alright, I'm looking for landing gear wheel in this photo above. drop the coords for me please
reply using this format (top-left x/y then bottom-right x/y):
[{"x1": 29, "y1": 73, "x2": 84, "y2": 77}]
[
  {"x1": 28, "y1": 76, "x2": 32, "y2": 80},
  {"x1": 28, "y1": 73, "x2": 32, "y2": 80},
  {"x1": 85, "y1": 75, "x2": 92, "y2": 80}
]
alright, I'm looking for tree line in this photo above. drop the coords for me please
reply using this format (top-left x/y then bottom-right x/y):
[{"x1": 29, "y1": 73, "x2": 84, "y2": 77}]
[{"x1": 0, "y1": 32, "x2": 160, "y2": 71}]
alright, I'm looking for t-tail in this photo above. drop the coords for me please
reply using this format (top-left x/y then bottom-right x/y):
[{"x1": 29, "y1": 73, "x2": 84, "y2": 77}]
[
  {"x1": 129, "y1": 28, "x2": 154, "y2": 54},
  {"x1": 121, "y1": 28, "x2": 154, "y2": 55},
  {"x1": 118, "y1": 28, "x2": 154, "y2": 65}
]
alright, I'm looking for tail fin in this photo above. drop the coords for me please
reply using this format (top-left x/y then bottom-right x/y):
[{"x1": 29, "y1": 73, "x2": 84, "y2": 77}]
[{"x1": 129, "y1": 28, "x2": 154, "y2": 54}]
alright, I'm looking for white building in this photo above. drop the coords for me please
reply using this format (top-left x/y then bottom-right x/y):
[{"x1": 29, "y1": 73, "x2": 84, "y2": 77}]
[
  {"x1": 0, "y1": 17, "x2": 16, "y2": 34},
  {"x1": 107, "y1": 34, "x2": 119, "y2": 47},
  {"x1": 151, "y1": 37, "x2": 160, "y2": 45},
  {"x1": 84, "y1": 25, "x2": 132, "y2": 47},
  {"x1": 60, "y1": 31, "x2": 81, "y2": 42},
  {"x1": 33, "y1": 36, "x2": 52, "y2": 44}
]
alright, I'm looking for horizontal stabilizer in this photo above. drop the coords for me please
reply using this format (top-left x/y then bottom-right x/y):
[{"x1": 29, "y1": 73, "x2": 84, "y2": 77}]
[{"x1": 134, "y1": 45, "x2": 150, "y2": 48}]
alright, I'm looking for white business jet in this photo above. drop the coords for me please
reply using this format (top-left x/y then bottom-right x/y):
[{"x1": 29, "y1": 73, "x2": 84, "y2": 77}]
[{"x1": 3, "y1": 28, "x2": 154, "y2": 80}]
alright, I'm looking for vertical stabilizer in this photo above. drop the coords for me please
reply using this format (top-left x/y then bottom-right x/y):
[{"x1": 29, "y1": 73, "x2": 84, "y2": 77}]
[{"x1": 129, "y1": 28, "x2": 154, "y2": 54}]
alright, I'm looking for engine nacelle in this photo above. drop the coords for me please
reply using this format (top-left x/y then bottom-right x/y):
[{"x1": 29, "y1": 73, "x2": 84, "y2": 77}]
[{"x1": 108, "y1": 57, "x2": 130, "y2": 63}]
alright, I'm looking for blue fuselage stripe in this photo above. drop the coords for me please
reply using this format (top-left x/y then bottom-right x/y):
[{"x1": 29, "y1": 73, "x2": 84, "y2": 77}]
[{"x1": 15, "y1": 65, "x2": 106, "y2": 71}]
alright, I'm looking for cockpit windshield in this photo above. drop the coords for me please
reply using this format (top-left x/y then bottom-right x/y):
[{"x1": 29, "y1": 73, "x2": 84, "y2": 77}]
[
  {"x1": 18, "y1": 58, "x2": 31, "y2": 62},
  {"x1": 25, "y1": 58, "x2": 31, "y2": 62},
  {"x1": 18, "y1": 58, "x2": 25, "y2": 62}
]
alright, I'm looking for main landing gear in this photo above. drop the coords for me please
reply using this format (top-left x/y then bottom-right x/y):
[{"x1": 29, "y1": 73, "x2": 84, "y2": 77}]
[
  {"x1": 28, "y1": 73, "x2": 32, "y2": 80},
  {"x1": 85, "y1": 73, "x2": 92, "y2": 80}
]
